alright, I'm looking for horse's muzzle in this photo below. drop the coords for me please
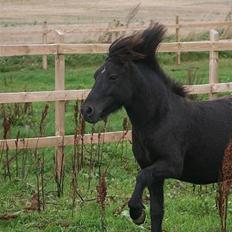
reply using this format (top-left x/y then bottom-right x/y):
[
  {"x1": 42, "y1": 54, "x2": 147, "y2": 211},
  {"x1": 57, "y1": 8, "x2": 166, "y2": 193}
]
[{"x1": 81, "y1": 104, "x2": 99, "y2": 123}]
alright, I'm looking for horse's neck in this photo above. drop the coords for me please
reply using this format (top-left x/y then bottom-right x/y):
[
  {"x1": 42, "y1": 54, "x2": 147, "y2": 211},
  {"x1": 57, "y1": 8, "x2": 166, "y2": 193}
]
[
  {"x1": 126, "y1": 62, "x2": 186, "y2": 129},
  {"x1": 125, "y1": 84, "x2": 171, "y2": 129}
]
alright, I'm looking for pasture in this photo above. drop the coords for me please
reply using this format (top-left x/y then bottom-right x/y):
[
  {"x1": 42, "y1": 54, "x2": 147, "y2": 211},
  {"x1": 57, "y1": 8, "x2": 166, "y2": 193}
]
[
  {"x1": 0, "y1": 52, "x2": 232, "y2": 232},
  {"x1": 1, "y1": 1, "x2": 230, "y2": 26},
  {"x1": 1, "y1": 0, "x2": 231, "y2": 45}
]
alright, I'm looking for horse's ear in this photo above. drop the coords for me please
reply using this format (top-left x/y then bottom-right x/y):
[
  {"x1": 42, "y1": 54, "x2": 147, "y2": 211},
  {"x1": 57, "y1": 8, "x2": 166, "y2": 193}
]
[{"x1": 133, "y1": 24, "x2": 166, "y2": 62}]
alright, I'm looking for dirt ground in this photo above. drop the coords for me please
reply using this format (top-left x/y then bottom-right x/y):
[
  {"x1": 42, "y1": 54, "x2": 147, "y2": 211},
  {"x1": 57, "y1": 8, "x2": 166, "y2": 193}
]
[{"x1": 0, "y1": 0, "x2": 232, "y2": 44}]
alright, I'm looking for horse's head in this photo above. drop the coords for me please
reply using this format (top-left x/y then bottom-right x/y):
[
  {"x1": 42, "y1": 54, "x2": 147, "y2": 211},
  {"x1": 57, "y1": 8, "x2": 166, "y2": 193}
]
[
  {"x1": 81, "y1": 59, "x2": 133, "y2": 123},
  {"x1": 81, "y1": 24, "x2": 170, "y2": 124}
]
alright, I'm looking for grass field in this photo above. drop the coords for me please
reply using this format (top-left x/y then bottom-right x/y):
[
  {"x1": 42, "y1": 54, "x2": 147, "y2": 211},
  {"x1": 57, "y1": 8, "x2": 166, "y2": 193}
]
[
  {"x1": 0, "y1": 53, "x2": 232, "y2": 232},
  {"x1": 1, "y1": 0, "x2": 231, "y2": 45}
]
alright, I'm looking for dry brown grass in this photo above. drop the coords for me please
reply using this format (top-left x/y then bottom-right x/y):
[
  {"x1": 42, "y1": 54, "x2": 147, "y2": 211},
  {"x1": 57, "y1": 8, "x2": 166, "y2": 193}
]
[{"x1": 0, "y1": 0, "x2": 231, "y2": 44}]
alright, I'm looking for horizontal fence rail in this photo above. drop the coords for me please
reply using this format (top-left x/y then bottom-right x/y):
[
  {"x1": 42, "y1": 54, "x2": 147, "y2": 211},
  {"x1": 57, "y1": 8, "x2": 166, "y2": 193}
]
[
  {"x1": 0, "y1": 44, "x2": 57, "y2": 56},
  {"x1": 0, "y1": 131, "x2": 132, "y2": 150},
  {"x1": 1, "y1": 40, "x2": 232, "y2": 57},
  {"x1": 0, "y1": 90, "x2": 90, "y2": 103},
  {"x1": 0, "y1": 82, "x2": 232, "y2": 104}
]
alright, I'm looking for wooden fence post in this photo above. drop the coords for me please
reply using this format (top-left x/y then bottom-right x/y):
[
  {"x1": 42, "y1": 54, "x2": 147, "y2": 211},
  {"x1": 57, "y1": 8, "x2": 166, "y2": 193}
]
[
  {"x1": 54, "y1": 30, "x2": 65, "y2": 196},
  {"x1": 42, "y1": 21, "x2": 48, "y2": 70},
  {"x1": 209, "y1": 29, "x2": 219, "y2": 99},
  {"x1": 175, "y1": 16, "x2": 181, "y2": 65}
]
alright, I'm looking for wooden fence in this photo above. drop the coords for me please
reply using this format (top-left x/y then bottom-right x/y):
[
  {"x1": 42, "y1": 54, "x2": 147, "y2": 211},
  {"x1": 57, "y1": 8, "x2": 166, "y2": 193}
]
[
  {"x1": 0, "y1": 29, "x2": 232, "y2": 182},
  {"x1": 1, "y1": 19, "x2": 232, "y2": 68}
]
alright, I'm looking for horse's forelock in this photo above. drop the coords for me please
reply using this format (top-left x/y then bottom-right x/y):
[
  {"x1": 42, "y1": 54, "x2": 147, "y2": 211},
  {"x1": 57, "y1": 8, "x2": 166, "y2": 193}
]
[{"x1": 108, "y1": 23, "x2": 166, "y2": 62}]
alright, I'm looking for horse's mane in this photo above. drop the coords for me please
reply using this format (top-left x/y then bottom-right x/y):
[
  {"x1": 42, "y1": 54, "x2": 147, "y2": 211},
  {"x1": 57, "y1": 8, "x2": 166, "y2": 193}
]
[{"x1": 108, "y1": 23, "x2": 187, "y2": 97}]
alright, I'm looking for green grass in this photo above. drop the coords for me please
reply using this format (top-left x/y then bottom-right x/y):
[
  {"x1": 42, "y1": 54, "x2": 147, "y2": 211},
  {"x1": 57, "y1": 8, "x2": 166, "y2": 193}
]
[{"x1": 0, "y1": 54, "x2": 232, "y2": 232}]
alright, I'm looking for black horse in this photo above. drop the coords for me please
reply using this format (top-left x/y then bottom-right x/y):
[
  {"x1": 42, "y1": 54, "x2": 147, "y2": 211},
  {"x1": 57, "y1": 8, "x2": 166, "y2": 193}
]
[{"x1": 81, "y1": 24, "x2": 232, "y2": 232}]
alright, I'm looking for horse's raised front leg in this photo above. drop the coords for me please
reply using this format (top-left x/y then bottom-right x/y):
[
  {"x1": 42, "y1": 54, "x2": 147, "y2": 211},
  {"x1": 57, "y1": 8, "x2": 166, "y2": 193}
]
[
  {"x1": 128, "y1": 174, "x2": 146, "y2": 225},
  {"x1": 128, "y1": 178, "x2": 164, "y2": 232},
  {"x1": 128, "y1": 160, "x2": 182, "y2": 228}
]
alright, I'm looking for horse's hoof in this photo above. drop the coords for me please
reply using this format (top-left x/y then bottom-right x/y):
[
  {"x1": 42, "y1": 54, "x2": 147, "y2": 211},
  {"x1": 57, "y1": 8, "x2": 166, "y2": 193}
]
[{"x1": 132, "y1": 209, "x2": 146, "y2": 225}]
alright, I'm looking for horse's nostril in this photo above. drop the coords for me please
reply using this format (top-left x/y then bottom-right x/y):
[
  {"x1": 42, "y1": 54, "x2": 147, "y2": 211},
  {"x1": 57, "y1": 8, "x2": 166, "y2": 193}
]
[{"x1": 86, "y1": 106, "x2": 94, "y2": 116}]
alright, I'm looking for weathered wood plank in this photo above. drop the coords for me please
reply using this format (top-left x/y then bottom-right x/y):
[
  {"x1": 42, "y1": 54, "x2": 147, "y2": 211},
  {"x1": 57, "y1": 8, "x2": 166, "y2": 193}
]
[
  {"x1": 60, "y1": 41, "x2": 232, "y2": 54},
  {"x1": 0, "y1": 131, "x2": 132, "y2": 150},
  {"x1": 159, "y1": 41, "x2": 232, "y2": 53},
  {"x1": 0, "y1": 82, "x2": 231, "y2": 104},
  {"x1": 185, "y1": 84, "x2": 211, "y2": 94},
  {"x1": 209, "y1": 30, "x2": 219, "y2": 99},
  {"x1": 211, "y1": 82, "x2": 232, "y2": 93},
  {"x1": 0, "y1": 44, "x2": 57, "y2": 56},
  {"x1": 42, "y1": 21, "x2": 48, "y2": 70},
  {"x1": 0, "y1": 90, "x2": 91, "y2": 103},
  {"x1": 59, "y1": 44, "x2": 110, "y2": 54},
  {"x1": 1, "y1": 40, "x2": 232, "y2": 56},
  {"x1": 54, "y1": 30, "x2": 65, "y2": 190}
]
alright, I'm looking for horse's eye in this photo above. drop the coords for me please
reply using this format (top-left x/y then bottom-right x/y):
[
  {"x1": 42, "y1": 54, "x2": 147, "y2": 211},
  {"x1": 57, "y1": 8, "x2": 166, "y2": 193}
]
[{"x1": 109, "y1": 74, "x2": 118, "y2": 80}]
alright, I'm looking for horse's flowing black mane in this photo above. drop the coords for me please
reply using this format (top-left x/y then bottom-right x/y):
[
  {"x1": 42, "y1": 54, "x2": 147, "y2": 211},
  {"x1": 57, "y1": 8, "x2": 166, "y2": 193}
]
[{"x1": 108, "y1": 23, "x2": 187, "y2": 97}]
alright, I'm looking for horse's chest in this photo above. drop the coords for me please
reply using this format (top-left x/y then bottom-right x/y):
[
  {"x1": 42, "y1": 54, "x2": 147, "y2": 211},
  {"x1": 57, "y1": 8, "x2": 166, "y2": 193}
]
[{"x1": 132, "y1": 131, "x2": 153, "y2": 168}]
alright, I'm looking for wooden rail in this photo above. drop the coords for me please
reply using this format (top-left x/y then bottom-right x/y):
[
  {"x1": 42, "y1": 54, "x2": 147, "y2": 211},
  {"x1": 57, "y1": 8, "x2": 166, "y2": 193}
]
[
  {"x1": 1, "y1": 40, "x2": 232, "y2": 57},
  {"x1": 0, "y1": 44, "x2": 57, "y2": 56},
  {"x1": 0, "y1": 90, "x2": 89, "y2": 103},
  {"x1": 0, "y1": 131, "x2": 131, "y2": 150},
  {"x1": 0, "y1": 82, "x2": 232, "y2": 105}
]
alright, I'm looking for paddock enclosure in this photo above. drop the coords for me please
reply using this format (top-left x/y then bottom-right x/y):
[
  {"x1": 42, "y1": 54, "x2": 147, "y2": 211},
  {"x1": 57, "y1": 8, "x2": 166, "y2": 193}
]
[
  {"x1": 0, "y1": 26, "x2": 232, "y2": 176},
  {"x1": 1, "y1": 15, "x2": 232, "y2": 231}
]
